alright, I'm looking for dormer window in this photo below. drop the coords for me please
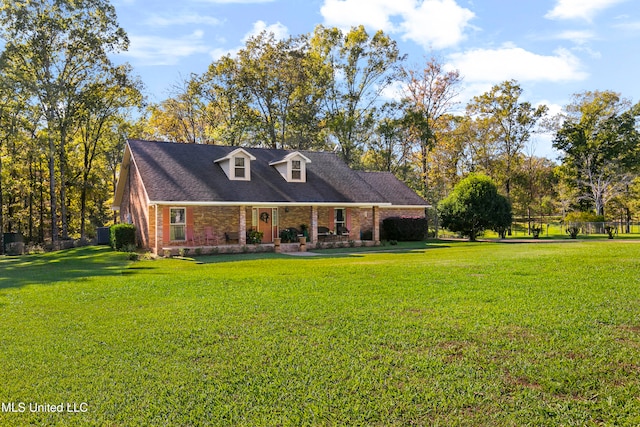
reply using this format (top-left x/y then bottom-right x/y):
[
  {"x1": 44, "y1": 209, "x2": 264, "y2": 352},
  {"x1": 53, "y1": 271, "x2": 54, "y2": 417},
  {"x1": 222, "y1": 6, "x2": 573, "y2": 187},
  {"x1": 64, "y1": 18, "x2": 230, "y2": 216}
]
[
  {"x1": 214, "y1": 148, "x2": 256, "y2": 181},
  {"x1": 270, "y1": 151, "x2": 311, "y2": 183},
  {"x1": 291, "y1": 160, "x2": 302, "y2": 181},
  {"x1": 234, "y1": 157, "x2": 246, "y2": 179}
]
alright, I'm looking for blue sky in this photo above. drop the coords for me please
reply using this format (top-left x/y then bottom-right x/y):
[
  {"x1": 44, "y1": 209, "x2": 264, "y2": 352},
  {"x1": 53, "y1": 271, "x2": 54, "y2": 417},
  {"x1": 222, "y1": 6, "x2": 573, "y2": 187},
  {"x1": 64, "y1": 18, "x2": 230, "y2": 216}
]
[{"x1": 112, "y1": 0, "x2": 640, "y2": 157}]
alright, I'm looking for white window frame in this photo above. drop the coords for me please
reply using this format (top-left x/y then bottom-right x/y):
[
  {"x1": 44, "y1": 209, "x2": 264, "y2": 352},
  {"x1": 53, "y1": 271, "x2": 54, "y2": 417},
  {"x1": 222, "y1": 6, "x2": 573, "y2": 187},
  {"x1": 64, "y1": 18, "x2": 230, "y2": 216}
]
[
  {"x1": 290, "y1": 159, "x2": 302, "y2": 181},
  {"x1": 170, "y1": 207, "x2": 186, "y2": 241},
  {"x1": 234, "y1": 156, "x2": 246, "y2": 179}
]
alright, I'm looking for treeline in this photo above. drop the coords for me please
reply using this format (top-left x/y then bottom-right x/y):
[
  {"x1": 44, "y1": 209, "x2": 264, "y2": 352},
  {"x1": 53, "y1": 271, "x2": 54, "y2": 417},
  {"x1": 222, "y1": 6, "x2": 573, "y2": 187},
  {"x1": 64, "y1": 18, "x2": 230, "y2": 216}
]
[
  {"x1": 1, "y1": 0, "x2": 639, "y2": 252},
  {"x1": 0, "y1": 0, "x2": 144, "y2": 251}
]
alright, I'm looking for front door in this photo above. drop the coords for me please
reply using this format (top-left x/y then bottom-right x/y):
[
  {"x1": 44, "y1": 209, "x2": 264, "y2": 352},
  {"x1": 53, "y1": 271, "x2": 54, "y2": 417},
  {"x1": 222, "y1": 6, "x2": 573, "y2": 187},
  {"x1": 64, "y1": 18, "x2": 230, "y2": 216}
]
[{"x1": 257, "y1": 208, "x2": 277, "y2": 243}]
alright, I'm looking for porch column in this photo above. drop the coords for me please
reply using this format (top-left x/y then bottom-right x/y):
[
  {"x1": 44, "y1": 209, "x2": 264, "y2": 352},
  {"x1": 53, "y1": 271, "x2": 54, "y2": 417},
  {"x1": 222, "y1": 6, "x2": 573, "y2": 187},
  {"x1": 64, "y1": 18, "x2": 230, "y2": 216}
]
[
  {"x1": 373, "y1": 206, "x2": 380, "y2": 244},
  {"x1": 311, "y1": 206, "x2": 318, "y2": 243},
  {"x1": 239, "y1": 206, "x2": 247, "y2": 245}
]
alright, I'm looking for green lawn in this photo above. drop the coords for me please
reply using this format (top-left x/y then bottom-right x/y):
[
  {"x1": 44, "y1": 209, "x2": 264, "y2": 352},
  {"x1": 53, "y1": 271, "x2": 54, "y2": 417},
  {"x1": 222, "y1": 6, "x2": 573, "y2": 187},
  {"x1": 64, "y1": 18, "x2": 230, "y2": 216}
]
[{"x1": 1, "y1": 242, "x2": 639, "y2": 426}]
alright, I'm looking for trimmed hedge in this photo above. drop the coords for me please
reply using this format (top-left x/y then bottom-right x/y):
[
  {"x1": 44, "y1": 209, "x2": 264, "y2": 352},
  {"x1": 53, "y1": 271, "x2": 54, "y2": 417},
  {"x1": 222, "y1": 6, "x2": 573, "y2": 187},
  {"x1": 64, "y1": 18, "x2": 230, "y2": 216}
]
[
  {"x1": 110, "y1": 223, "x2": 136, "y2": 250},
  {"x1": 382, "y1": 217, "x2": 428, "y2": 241}
]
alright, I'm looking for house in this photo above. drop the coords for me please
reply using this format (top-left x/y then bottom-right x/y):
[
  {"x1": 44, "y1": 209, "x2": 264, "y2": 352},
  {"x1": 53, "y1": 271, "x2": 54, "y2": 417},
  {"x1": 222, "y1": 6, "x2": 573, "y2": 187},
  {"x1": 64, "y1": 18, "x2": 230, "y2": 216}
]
[{"x1": 113, "y1": 139, "x2": 429, "y2": 253}]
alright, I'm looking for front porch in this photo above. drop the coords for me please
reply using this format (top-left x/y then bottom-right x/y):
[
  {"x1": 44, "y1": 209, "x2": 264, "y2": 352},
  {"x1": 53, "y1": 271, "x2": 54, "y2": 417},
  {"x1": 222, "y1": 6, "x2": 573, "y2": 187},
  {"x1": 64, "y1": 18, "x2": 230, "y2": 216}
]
[
  {"x1": 152, "y1": 204, "x2": 382, "y2": 255},
  {"x1": 160, "y1": 239, "x2": 379, "y2": 257}
]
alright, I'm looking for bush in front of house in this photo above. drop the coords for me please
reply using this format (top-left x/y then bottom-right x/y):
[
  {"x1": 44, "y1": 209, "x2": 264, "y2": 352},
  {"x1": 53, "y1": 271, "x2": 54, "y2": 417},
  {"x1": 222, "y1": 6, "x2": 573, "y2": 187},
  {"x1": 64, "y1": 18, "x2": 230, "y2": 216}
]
[
  {"x1": 110, "y1": 223, "x2": 136, "y2": 251},
  {"x1": 382, "y1": 217, "x2": 428, "y2": 241}
]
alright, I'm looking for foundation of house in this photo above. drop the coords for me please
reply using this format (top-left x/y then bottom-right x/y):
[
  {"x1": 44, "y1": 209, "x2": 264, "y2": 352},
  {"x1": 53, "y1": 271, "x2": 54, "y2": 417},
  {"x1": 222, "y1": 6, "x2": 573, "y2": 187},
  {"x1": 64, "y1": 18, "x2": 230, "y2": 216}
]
[{"x1": 159, "y1": 240, "x2": 378, "y2": 257}]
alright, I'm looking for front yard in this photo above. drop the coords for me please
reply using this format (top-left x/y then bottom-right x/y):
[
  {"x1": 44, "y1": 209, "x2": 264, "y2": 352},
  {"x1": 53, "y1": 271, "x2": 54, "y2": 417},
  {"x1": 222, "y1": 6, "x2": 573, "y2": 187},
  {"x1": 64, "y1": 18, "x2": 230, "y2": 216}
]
[{"x1": 1, "y1": 241, "x2": 639, "y2": 425}]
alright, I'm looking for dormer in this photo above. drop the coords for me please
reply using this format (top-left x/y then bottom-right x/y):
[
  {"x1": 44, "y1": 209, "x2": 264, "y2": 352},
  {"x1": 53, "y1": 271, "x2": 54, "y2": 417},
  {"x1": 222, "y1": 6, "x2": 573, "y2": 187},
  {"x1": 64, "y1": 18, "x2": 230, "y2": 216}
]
[
  {"x1": 269, "y1": 152, "x2": 311, "y2": 183},
  {"x1": 214, "y1": 148, "x2": 256, "y2": 181}
]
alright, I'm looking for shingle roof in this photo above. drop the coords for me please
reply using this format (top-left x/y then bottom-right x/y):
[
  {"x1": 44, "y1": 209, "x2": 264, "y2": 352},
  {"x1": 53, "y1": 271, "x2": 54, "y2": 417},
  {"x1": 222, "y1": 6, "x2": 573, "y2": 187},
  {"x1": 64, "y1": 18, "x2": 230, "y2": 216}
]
[
  {"x1": 356, "y1": 171, "x2": 429, "y2": 207},
  {"x1": 126, "y1": 139, "x2": 428, "y2": 206}
]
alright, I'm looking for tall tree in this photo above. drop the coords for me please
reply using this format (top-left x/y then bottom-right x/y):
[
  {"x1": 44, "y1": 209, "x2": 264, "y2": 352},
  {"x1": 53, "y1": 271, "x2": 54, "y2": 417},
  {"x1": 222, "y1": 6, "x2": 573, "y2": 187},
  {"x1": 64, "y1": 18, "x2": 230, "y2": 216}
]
[
  {"x1": 553, "y1": 91, "x2": 640, "y2": 216},
  {"x1": 0, "y1": 63, "x2": 27, "y2": 253},
  {"x1": 75, "y1": 65, "x2": 143, "y2": 239},
  {"x1": 311, "y1": 25, "x2": 403, "y2": 167},
  {"x1": 197, "y1": 55, "x2": 257, "y2": 146},
  {"x1": 0, "y1": 0, "x2": 129, "y2": 245},
  {"x1": 467, "y1": 80, "x2": 547, "y2": 200},
  {"x1": 400, "y1": 57, "x2": 462, "y2": 199},
  {"x1": 236, "y1": 31, "x2": 328, "y2": 149}
]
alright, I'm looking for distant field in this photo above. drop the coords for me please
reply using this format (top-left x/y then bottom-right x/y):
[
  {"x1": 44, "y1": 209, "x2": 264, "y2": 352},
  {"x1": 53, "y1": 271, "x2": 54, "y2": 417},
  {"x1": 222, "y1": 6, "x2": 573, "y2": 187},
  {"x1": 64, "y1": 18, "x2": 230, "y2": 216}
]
[{"x1": 1, "y1": 242, "x2": 639, "y2": 426}]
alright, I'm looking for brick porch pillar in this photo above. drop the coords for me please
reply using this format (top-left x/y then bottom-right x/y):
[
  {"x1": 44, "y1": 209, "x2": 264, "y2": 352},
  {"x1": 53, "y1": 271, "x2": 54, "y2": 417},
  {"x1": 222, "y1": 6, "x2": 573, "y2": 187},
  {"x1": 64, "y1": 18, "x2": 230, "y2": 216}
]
[
  {"x1": 239, "y1": 206, "x2": 247, "y2": 245},
  {"x1": 311, "y1": 206, "x2": 318, "y2": 243},
  {"x1": 373, "y1": 206, "x2": 380, "y2": 245}
]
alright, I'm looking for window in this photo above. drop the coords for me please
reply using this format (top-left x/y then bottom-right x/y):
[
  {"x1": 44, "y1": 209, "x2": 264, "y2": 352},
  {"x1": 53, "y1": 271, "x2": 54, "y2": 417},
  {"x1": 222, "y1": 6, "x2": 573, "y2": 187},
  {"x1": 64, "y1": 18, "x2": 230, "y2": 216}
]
[
  {"x1": 334, "y1": 208, "x2": 346, "y2": 233},
  {"x1": 170, "y1": 207, "x2": 186, "y2": 241},
  {"x1": 291, "y1": 160, "x2": 302, "y2": 181},
  {"x1": 234, "y1": 157, "x2": 245, "y2": 179}
]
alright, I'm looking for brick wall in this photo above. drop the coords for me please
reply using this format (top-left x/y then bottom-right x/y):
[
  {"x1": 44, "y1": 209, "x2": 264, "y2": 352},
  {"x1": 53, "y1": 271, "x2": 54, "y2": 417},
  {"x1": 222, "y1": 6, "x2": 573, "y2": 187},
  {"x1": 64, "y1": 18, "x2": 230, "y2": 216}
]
[
  {"x1": 279, "y1": 206, "x2": 313, "y2": 231},
  {"x1": 120, "y1": 162, "x2": 150, "y2": 248}
]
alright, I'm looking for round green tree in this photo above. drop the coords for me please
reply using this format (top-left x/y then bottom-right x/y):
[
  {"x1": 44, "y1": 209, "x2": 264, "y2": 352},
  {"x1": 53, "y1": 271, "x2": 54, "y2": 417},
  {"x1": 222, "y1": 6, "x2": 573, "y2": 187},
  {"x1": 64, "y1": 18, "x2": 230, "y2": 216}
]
[{"x1": 438, "y1": 174, "x2": 512, "y2": 241}]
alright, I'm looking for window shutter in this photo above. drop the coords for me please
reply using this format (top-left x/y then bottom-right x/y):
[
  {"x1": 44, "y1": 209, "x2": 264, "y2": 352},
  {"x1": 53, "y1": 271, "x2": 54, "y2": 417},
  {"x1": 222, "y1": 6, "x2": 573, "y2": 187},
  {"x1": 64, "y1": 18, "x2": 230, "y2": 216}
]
[
  {"x1": 187, "y1": 207, "x2": 195, "y2": 241},
  {"x1": 162, "y1": 206, "x2": 170, "y2": 244},
  {"x1": 329, "y1": 208, "x2": 334, "y2": 229},
  {"x1": 346, "y1": 208, "x2": 352, "y2": 230}
]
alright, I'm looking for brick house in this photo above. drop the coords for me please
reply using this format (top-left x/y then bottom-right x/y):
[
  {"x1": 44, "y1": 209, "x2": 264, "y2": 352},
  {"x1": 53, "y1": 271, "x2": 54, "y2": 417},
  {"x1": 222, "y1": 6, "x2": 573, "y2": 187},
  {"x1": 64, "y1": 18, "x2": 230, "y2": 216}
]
[{"x1": 113, "y1": 139, "x2": 429, "y2": 253}]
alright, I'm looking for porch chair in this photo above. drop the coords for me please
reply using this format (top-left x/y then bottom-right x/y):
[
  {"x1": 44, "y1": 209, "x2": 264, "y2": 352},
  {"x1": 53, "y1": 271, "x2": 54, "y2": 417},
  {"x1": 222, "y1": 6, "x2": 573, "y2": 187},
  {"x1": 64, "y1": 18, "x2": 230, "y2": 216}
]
[
  {"x1": 204, "y1": 226, "x2": 217, "y2": 245},
  {"x1": 186, "y1": 228, "x2": 200, "y2": 246}
]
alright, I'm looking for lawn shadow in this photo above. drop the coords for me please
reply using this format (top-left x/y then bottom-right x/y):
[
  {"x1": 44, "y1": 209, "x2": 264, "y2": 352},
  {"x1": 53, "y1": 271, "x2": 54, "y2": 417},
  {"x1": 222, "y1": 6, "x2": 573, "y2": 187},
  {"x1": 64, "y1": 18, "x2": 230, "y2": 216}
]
[{"x1": 0, "y1": 246, "x2": 138, "y2": 290}]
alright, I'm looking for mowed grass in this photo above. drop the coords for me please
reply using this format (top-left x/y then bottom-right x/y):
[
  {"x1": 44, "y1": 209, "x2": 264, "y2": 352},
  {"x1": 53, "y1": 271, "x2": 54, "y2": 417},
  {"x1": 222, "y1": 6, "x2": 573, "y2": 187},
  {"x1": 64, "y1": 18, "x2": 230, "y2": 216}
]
[{"x1": 1, "y1": 242, "x2": 639, "y2": 426}]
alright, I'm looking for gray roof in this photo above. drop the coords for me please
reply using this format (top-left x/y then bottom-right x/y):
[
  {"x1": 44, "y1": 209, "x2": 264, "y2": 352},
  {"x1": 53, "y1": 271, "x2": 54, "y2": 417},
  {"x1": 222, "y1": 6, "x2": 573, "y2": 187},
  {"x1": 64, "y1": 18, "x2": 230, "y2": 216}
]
[{"x1": 126, "y1": 139, "x2": 428, "y2": 206}]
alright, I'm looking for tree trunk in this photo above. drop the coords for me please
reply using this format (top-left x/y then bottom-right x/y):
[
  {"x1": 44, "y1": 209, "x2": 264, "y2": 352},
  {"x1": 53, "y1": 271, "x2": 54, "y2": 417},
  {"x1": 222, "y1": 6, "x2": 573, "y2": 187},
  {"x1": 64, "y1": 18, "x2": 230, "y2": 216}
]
[
  {"x1": 0, "y1": 153, "x2": 4, "y2": 255},
  {"x1": 48, "y1": 135, "x2": 58, "y2": 247},
  {"x1": 59, "y1": 131, "x2": 69, "y2": 240}
]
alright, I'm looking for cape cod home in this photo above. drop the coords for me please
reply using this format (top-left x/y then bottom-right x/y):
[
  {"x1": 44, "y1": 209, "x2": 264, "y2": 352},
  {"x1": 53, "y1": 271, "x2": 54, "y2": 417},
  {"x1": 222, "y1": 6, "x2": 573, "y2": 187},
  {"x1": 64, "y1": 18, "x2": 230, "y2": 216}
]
[{"x1": 113, "y1": 139, "x2": 429, "y2": 254}]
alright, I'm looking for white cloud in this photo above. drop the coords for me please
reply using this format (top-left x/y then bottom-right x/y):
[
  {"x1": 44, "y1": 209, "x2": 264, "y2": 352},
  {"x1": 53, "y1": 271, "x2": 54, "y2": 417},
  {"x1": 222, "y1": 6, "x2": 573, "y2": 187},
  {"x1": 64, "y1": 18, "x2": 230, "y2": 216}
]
[
  {"x1": 400, "y1": 0, "x2": 475, "y2": 49},
  {"x1": 122, "y1": 31, "x2": 211, "y2": 66},
  {"x1": 545, "y1": 0, "x2": 628, "y2": 21},
  {"x1": 320, "y1": 0, "x2": 412, "y2": 32},
  {"x1": 554, "y1": 30, "x2": 596, "y2": 44},
  {"x1": 447, "y1": 46, "x2": 589, "y2": 85},
  {"x1": 210, "y1": 21, "x2": 289, "y2": 60},
  {"x1": 210, "y1": 46, "x2": 241, "y2": 60},
  {"x1": 242, "y1": 20, "x2": 289, "y2": 42},
  {"x1": 320, "y1": 0, "x2": 475, "y2": 49},
  {"x1": 613, "y1": 20, "x2": 640, "y2": 31},
  {"x1": 145, "y1": 14, "x2": 222, "y2": 27}
]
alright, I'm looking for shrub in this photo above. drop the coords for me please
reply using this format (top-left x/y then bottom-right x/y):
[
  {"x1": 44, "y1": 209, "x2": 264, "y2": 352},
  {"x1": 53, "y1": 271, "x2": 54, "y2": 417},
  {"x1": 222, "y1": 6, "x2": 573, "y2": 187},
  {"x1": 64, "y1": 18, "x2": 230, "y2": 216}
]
[
  {"x1": 531, "y1": 225, "x2": 543, "y2": 239},
  {"x1": 247, "y1": 229, "x2": 264, "y2": 244},
  {"x1": 279, "y1": 228, "x2": 297, "y2": 243},
  {"x1": 604, "y1": 225, "x2": 615, "y2": 239},
  {"x1": 26, "y1": 244, "x2": 45, "y2": 255},
  {"x1": 382, "y1": 217, "x2": 428, "y2": 241},
  {"x1": 565, "y1": 211, "x2": 605, "y2": 223},
  {"x1": 438, "y1": 174, "x2": 512, "y2": 241},
  {"x1": 110, "y1": 224, "x2": 136, "y2": 251}
]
